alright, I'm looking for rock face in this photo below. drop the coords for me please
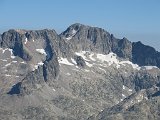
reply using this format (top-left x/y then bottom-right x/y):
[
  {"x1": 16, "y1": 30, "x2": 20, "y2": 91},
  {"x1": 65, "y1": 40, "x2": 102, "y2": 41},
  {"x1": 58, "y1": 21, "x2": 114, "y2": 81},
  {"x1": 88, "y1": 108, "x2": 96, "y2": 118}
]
[
  {"x1": 1, "y1": 29, "x2": 30, "y2": 60},
  {"x1": 75, "y1": 55, "x2": 86, "y2": 68},
  {"x1": 0, "y1": 23, "x2": 160, "y2": 120},
  {"x1": 61, "y1": 23, "x2": 160, "y2": 65},
  {"x1": 132, "y1": 41, "x2": 160, "y2": 68},
  {"x1": 60, "y1": 23, "x2": 132, "y2": 60},
  {"x1": 0, "y1": 29, "x2": 60, "y2": 95}
]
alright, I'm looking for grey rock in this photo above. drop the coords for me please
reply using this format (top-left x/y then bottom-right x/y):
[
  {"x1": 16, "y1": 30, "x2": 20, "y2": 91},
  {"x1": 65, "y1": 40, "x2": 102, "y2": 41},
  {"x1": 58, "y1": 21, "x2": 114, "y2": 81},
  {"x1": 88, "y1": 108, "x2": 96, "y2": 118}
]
[
  {"x1": 112, "y1": 37, "x2": 132, "y2": 60},
  {"x1": 1, "y1": 24, "x2": 160, "y2": 120},
  {"x1": 1, "y1": 29, "x2": 31, "y2": 61},
  {"x1": 90, "y1": 95, "x2": 160, "y2": 120},
  {"x1": 74, "y1": 55, "x2": 86, "y2": 68},
  {"x1": 60, "y1": 23, "x2": 132, "y2": 60},
  {"x1": 20, "y1": 66, "x2": 45, "y2": 95},
  {"x1": 132, "y1": 41, "x2": 160, "y2": 68}
]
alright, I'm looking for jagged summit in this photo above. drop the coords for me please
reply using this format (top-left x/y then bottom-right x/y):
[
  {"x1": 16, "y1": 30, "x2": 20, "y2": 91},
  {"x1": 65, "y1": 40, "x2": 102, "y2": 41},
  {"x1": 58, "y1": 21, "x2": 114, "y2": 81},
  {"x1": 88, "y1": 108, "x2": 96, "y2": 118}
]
[
  {"x1": 60, "y1": 23, "x2": 160, "y2": 68},
  {"x1": 1, "y1": 23, "x2": 160, "y2": 68},
  {"x1": 1, "y1": 24, "x2": 160, "y2": 68},
  {"x1": 60, "y1": 23, "x2": 132, "y2": 60}
]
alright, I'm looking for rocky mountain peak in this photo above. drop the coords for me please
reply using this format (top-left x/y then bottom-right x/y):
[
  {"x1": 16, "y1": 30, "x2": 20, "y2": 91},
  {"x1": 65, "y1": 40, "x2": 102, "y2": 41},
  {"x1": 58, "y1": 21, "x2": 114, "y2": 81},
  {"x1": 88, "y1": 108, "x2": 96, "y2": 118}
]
[
  {"x1": 60, "y1": 23, "x2": 133, "y2": 61},
  {"x1": 60, "y1": 23, "x2": 160, "y2": 68},
  {"x1": 0, "y1": 24, "x2": 160, "y2": 120}
]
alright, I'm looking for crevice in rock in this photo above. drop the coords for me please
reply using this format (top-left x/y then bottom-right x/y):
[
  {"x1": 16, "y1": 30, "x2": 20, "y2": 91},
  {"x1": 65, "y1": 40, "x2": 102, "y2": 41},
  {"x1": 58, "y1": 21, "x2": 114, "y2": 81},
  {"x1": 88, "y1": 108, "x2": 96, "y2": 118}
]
[
  {"x1": 44, "y1": 33, "x2": 54, "y2": 61},
  {"x1": 43, "y1": 63, "x2": 48, "y2": 82}
]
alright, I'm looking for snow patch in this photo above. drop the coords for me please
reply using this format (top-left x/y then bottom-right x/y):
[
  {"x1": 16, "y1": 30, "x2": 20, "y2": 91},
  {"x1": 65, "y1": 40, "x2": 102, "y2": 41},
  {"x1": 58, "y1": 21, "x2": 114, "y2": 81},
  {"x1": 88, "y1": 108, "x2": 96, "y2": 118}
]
[
  {"x1": 71, "y1": 58, "x2": 77, "y2": 64},
  {"x1": 0, "y1": 48, "x2": 16, "y2": 59},
  {"x1": 96, "y1": 52, "x2": 140, "y2": 69},
  {"x1": 74, "y1": 51, "x2": 158, "y2": 70},
  {"x1": 144, "y1": 97, "x2": 148, "y2": 100},
  {"x1": 75, "y1": 51, "x2": 90, "y2": 61},
  {"x1": 66, "y1": 36, "x2": 72, "y2": 40},
  {"x1": 8, "y1": 49, "x2": 16, "y2": 59},
  {"x1": 123, "y1": 85, "x2": 126, "y2": 90},
  {"x1": 66, "y1": 73, "x2": 71, "y2": 76},
  {"x1": 89, "y1": 53, "x2": 96, "y2": 61},
  {"x1": 97, "y1": 53, "x2": 119, "y2": 66},
  {"x1": 33, "y1": 65, "x2": 39, "y2": 70},
  {"x1": 0, "y1": 48, "x2": 8, "y2": 53},
  {"x1": 20, "y1": 61, "x2": 26, "y2": 64},
  {"x1": 131, "y1": 100, "x2": 134, "y2": 104},
  {"x1": 36, "y1": 49, "x2": 47, "y2": 55},
  {"x1": 58, "y1": 58, "x2": 74, "y2": 66},
  {"x1": 120, "y1": 61, "x2": 140, "y2": 70},
  {"x1": 53, "y1": 88, "x2": 56, "y2": 91},
  {"x1": 85, "y1": 61, "x2": 93, "y2": 67},
  {"x1": 72, "y1": 68, "x2": 79, "y2": 71},
  {"x1": 32, "y1": 61, "x2": 44, "y2": 71},
  {"x1": 5, "y1": 63, "x2": 11, "y2": 67},
  {"x1": 12, "y1": 61, "x2": 17, "y2": 63},
  {"x1": 0, "y1": 59, "x2": 7, "y2": 62},
  {"x1": 72, "y1": 29, "x2": 77, "y2": 34},
  {"x1": 142, "y1": 66, "x2": 158, "y2": 70},
  {"x1": 98, "y1": 67, "x2": 106, "y2": 72},
  {"x1": 122, "y1": 94, "x2": 126, "y2": 98},
  {"x1": 65, "y1": 29, "x2": 77, "y2": 40},
  {"x1": 123, "y1": 85, "x2": 133, "y2": 92},
  {"x1": 37, "y1": 62, "x2": 44, "y2": 66},
  {"x1": 5, "y1": 74, "x2": 11, "y2": 77},
  {"x1": 24, "y1": 38, "x2": 28, "y2": 44},
  {"x1": 137, "y1": 100, "x2": 141, "y2": 102},
  {"x1": 84, "y1": 69, "x2": 90, "y2": 72}
]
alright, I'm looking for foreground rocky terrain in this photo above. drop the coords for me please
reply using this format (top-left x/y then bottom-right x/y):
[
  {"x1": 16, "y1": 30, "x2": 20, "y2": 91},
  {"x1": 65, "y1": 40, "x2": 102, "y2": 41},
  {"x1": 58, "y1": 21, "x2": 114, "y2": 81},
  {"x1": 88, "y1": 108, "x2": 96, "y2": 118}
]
[{"x1": 0, "y1": 23, "x2": 160, "y2": 120}]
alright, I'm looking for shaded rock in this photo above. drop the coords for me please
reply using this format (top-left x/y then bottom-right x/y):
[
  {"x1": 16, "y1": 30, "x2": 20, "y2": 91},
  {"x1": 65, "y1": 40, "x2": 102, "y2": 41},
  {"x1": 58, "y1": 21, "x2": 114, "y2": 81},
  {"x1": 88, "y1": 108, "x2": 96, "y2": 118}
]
[
  {"x1": 1, "y1": 30, "x2": 31, "y2": 61},
  {"x1": 7, "y1": 82, "x2": 22, "y2": 95},
  {"x1": 75, "y1": 55, "x2": 86, "y2": 68},
  {"x1": 132, "y1": 41, "x2": 160, "y2": 67}
]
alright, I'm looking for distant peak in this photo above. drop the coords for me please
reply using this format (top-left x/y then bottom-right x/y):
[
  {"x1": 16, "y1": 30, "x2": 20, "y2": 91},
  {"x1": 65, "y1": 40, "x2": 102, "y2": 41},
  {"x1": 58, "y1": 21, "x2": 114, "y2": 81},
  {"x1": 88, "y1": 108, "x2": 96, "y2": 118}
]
[
  {"x1": 67, "y1": 23, "x2": 84, "y2": 31},
  {"x1": 15, "y1": 29, "x2": 27, "y2": 33},
  {"x1": 4, "y1": 29, "x2": 57, "y2": 36},
  {"x1": 71, "y1": 23, "x2": 83, "y2": 26},
  {"x1": 62, "y1": 23, "x2": 108, "y2": 35}
]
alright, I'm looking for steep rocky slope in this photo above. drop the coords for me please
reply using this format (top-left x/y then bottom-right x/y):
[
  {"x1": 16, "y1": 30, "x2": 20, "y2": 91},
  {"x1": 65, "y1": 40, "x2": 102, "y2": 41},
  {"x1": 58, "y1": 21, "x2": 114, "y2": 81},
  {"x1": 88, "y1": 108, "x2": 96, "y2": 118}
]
[{"x1": 0, "y1": 23, "x2": 160, "y2": 120}]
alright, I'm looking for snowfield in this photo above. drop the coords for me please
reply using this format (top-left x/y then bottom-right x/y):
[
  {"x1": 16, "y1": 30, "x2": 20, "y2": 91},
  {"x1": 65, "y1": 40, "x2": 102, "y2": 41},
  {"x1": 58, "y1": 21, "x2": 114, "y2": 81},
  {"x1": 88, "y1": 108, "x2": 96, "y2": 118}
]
[{"x1": 36, "y1": 49, "x2": 47, "y2": 55}]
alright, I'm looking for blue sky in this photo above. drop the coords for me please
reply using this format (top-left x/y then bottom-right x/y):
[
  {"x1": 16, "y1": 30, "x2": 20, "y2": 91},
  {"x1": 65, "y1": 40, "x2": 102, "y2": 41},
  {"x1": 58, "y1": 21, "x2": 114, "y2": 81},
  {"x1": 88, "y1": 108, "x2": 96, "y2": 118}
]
[{"x1": 0, "y1": 0, "x2": 160, "y2": 50}]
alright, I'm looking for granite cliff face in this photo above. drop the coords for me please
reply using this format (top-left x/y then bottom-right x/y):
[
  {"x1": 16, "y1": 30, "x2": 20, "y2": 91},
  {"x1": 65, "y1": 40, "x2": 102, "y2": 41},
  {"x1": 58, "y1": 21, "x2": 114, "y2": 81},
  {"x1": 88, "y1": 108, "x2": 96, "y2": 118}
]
[{"x1": 0, "y1": 23, "x2": 160, "y2": 120}]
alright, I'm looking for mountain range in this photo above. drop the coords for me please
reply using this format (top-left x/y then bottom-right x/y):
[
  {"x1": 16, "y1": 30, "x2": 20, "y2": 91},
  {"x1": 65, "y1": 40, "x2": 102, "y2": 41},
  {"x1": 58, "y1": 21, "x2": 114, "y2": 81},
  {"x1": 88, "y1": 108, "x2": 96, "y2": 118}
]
[{"x1": 0, "y1": 23, "x2": 160, "y2": 120}]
